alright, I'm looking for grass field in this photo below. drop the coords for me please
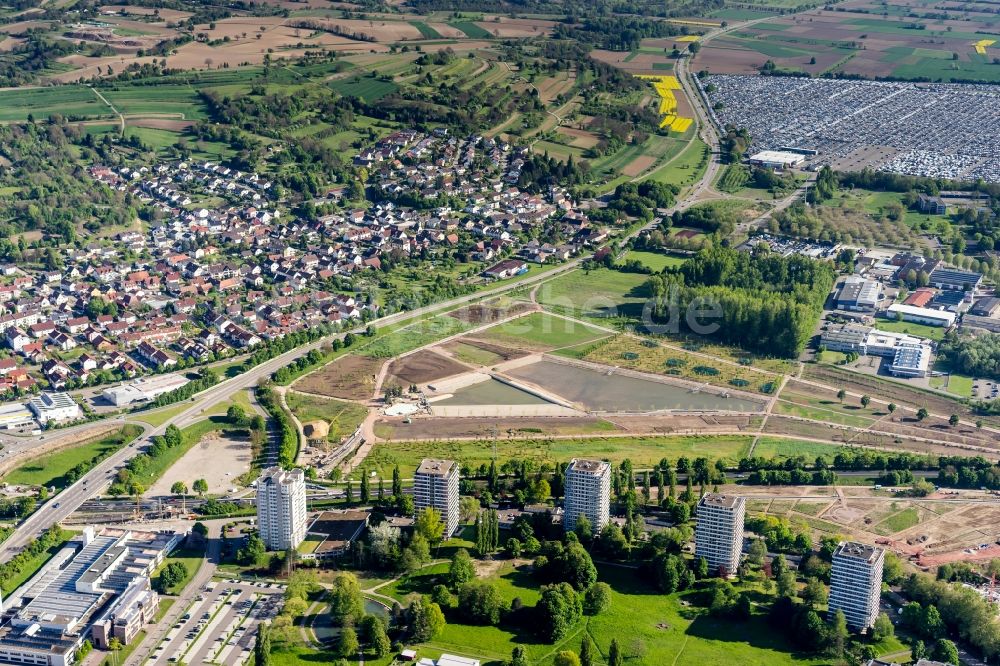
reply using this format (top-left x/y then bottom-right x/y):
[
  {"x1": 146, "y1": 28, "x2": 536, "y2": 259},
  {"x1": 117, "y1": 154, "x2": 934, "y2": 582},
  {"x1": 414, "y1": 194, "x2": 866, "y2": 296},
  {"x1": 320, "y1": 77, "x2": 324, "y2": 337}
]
[
  {"x1": 449, "y1": 21, "x2": 491, "y2": 38},
  {"x1": 366, "y1": 434, "x2": 753, "y2": 477},
  {"x1": 477, "y1": 312, "x2": 612, "y2": 350},
  {"x1": 534, "y1": 268, "x2": 651, "y2": 321},
  {"x1": 410, "y1": 21, "x2": 442, "y2": 39},
  {"x1": 3, "y1": 425, "x2": 143, "y2": 490},
  {"x1": 285, "y1": 392, "x2": 368, "y2": 443},
  {"x1": 648, "y1": 137, "x2": 710, "y2": 189},
  {"x1": 873, "y1": 507, "x2": 921, "y2": 535},
  {"x1": 329, "y1": 76, "x2": 399, "y2": 102},
  {"x1": 622, "y1": 250, "x2": 689, "y2": 272},
  {"x1": 751, "y1": 437, "x2": 848, "y2": 460},
  {"x1": 359, "y1": 315, "x2": 471, "y2": 359}
]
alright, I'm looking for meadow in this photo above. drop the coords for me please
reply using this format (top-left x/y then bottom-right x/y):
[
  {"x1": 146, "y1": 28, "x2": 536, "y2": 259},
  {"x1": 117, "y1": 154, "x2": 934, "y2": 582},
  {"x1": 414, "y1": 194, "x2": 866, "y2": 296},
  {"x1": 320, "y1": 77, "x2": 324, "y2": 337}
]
[
  {"x1": 476, "y1": 312, "x2": 612, "y2": 350},
  {"x1": 364, "y1": 434, "x2": 754, "y2": 477},
  {"x1": 3, "y1": 425, "x2": 143, "y2": 490}
]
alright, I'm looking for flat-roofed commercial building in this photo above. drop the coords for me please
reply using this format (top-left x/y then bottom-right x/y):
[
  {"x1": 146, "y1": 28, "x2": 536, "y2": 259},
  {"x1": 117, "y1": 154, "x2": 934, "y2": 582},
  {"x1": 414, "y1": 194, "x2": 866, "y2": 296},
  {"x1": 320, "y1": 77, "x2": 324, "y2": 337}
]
[
  {"x1": 748, "y1": 150, "x2": 806, "y2": 169},
  {"x1": 413, "y1": 459, "x2": 460, "y2": 537},
  {"x1": 695, "y1": 493, "x2": 746, "y2": 577},
  {"x1": 102, "y1": 373, "x2": 190, "y2": 407},
  {"x1": 829, "y1": 541, "x2": 885, "y2": 630},
  {"x1": 563, "y1": 459, "x2": 611, "y2": 533},
  {"x1": 885, "y1": 304, "x2": 956, "y2": 328},
  {"x1": 835, "y1": 277, "x2": 882, "y2": 313},
  {"x1": 928, "y1": 265, "x2": 982, "y2": 292},
  {"x1": 256, "y1": 467, "x2": 307, "y2": 551},
  {"x1": 888, "y1": 343, "x2": 931, "y2": 378},
  {"x1": 0, "y1": 527, "x2": 180, "y2": 666},
  {"x1": 27, "y1": 392, "x2": 80, "y2": 424},
  {"x1": 0, "y1": 402, "x2": 35, "y2": 431}
]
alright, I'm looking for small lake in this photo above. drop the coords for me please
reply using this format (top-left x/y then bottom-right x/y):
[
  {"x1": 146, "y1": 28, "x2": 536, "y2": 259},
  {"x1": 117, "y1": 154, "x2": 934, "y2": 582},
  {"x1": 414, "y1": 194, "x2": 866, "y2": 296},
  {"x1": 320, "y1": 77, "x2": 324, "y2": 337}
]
[
  {"x1": 435, "y1": 378, "x2": 552, "y2": 406},
  {"x1": 505, "y1": 360, "x2": 764, "y2": 413}
]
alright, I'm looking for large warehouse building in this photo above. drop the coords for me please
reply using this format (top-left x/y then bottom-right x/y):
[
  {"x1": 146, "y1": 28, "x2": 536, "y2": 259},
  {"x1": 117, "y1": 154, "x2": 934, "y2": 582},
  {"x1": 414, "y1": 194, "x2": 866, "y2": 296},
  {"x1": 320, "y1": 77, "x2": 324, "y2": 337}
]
[{"x1": 0, "y1": 527, "x2": 181, "y2": 666}]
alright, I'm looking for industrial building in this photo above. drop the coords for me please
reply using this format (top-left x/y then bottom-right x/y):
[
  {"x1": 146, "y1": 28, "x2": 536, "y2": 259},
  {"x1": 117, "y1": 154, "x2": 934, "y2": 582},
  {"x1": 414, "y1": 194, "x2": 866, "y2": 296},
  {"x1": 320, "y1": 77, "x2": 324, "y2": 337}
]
[
  {"x1": 829, "y1": 541, "x2": 885, "y2": 630},
  {"x1": 928, "y1": 265, "x2": 983, "y2": 292},
  {"x1": 885, "y1": 304, "x2": 956, "y2": 328},
  {"x1": 834, "y1": 276, "x2": 882, "y2": 313},
  {"x1": 970, "y1": 296, "x2": 1000, "y2": 317},
  {"x1": 102, "y1": 373, "x2": 190, "y2": 407},
  {"x1": 256, "y1": 467, "x2": 307, "y2": 551},
  {"x1": 695, "y1": 493, "x2": 746, "y2": 577},
  {"x1": 888, "y1": 343, "x2": 931, "y2": 378},
  {"x1": 0, "y1": 527, "x2": 180, "y2": 666},
  {"x1": 413, "y1": 459, "x2": 460, "y2": 538},
  {"x1": 747, "y1": 150, "x2": 806, "y2": 169},
  {"x1": 27, "y1": 392, "x2": 80, "y2": 424},
  {"x1": 563, "y1": 458, "x2": 611, "y2": 534}
]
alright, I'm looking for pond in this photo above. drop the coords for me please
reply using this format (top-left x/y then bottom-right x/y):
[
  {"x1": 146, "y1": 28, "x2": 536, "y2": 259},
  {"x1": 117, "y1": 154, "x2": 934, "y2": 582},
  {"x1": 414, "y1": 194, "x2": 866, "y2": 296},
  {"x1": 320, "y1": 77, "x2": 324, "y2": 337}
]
[
  {"x1": 505, "y1": 360, "x2": 764, "y2": 413},
  {"x1": 312, "y1": 598, "x2": 389, "y2": 643}
]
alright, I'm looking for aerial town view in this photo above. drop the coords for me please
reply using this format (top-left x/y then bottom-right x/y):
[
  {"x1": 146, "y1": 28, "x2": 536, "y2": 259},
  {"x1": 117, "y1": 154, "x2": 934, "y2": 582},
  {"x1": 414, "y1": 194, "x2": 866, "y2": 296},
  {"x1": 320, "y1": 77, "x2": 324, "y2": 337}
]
[{"x1": 0, "y1": 0, "x2": 1000, "y2": 664}]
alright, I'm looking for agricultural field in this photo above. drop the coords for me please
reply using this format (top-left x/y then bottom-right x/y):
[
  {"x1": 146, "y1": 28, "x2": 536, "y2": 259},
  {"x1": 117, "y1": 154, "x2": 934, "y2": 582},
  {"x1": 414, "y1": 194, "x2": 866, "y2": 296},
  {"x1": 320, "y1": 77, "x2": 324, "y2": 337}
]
[
  {"x1": 365, "y1": 434, "x2": 754, "y2": 477},
  {"x1": 695, "y1": 4, "x2": 1000, "y2": 82}
]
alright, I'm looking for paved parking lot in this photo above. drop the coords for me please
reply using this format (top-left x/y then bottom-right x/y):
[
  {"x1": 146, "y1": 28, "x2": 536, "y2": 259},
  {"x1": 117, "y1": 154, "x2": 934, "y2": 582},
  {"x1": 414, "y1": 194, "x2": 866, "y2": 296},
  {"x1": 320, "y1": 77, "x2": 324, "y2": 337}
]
[
  {"x1": 704, "y1": 75, "x2": 1000, "y2": 182},
  {"x1": 146, "y1": 579, "x2": 283, "y2": 665}
]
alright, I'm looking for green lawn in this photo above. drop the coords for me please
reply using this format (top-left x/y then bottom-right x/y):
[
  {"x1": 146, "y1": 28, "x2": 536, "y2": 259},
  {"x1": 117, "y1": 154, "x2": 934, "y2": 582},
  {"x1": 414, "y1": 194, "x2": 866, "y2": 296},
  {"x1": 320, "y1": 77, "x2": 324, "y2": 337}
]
[
  {"x1": 366, "y1": 434, "x2": 753, "y2": 477},
  {"x1": 647, "y1": 137, "x2": 710, "y2": 189},
  {"x1": 774, "y1": 400, "x2": 876, "y2": 428},
  {"x1": 929, "y1": 372, "x2": 974, "y2": 398},
  {"x1": 3, "y1": 425, "x2": 143, "y2": 490},
  {"x1": 874, "y1": 318, "x2": 946, "y2": 341},
  {"x1": 477, "y1": 312, "x2": 612, "y2": 350},
  {"x1": 621, "y1": 250, "x2": 688, "y2": 272},
  {"x1": 152, "y1": 546, "x2": 205, "y2": 595}
]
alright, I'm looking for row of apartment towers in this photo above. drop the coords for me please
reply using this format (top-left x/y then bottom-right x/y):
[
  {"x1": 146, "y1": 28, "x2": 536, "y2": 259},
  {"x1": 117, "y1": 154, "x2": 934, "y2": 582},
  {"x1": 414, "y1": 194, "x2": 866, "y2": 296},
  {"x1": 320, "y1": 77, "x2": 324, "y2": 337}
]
[{"x1": 254, "y1": 460, "x2": 884, "y2": 631}]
